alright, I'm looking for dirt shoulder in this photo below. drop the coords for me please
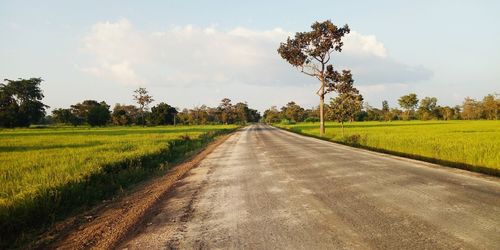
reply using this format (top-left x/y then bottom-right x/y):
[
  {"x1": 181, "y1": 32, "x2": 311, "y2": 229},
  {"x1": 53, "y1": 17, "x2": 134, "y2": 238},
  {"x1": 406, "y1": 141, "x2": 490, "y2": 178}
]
[{"x1": 32, "y1": 132, "x2": 234, "y2": 250}]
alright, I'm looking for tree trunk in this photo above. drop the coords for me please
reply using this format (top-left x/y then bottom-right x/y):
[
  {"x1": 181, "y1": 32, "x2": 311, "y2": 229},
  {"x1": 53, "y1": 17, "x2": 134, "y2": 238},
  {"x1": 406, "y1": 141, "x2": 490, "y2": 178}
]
[
  {"x1": 140, "y1": 106, "x2": 145, "y2": 127},
  {"x1": 319, "y1": 94, "x2": 325, "y2": 136},
  {"x1": 341, "y1": 121, "x2": 344, "y2": 137},
  {"x1": 141, "y1": 110, "x2": 144, "y2": 127}
]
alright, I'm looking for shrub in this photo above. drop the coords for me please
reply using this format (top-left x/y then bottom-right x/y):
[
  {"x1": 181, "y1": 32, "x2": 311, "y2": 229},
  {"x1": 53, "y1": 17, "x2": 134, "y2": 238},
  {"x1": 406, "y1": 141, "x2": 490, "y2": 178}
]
[
  {"x1": 280, "y1": 119, "x2": 296, "y2": 125},
  {"x1": 179, "y1": 134, "x2": 191, "y2": 141},
  {"x1": 304, "y1": 117, "x2": 320, "y2": 123},
  {"x1": 343, "y1": 134, "x2": 361, "y2": 146}
]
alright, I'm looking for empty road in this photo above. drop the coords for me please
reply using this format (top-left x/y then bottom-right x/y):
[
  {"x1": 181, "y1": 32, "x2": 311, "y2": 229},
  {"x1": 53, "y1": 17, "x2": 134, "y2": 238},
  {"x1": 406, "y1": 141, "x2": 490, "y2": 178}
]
[{"x1": 121, "y1": 124, "x2": 500, "y2": 249}]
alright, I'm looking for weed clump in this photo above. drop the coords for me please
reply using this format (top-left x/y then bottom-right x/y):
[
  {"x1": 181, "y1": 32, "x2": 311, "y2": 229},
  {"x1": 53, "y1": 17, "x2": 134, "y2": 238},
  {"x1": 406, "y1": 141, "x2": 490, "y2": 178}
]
[{"x1": 343, "y1": 134, "x2": 361, "y2": 146}]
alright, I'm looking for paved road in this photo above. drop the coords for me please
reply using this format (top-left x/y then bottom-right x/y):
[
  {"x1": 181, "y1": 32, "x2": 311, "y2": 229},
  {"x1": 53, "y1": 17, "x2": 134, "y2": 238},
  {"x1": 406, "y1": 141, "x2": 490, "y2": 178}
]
[{"x1": 121, "y1": 124, "x2": 500, "y2": 249}]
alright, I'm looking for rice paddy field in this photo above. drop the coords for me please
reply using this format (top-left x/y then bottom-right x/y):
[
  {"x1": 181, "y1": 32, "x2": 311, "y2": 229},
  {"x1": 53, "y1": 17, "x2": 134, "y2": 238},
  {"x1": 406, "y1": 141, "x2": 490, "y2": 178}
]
[
  {"x1": 277, "y1": 120, "x2": 500, "y2": 174},
  {"x1": 0, "y1": 125, "x2": 236, "y2": 246}
]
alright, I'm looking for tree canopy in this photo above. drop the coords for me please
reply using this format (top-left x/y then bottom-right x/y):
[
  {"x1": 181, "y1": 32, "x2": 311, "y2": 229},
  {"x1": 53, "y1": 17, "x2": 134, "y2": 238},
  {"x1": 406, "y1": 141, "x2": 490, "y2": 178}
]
[
  {"x1": 327, "y1": 77, "x2": 363, "y2": 135},
  {"x1": 149, "y1": 102, "x2": 178, "y2": 125},
  {"x1": 278, "y1": 20, "x2": 351, "y2": 135},
  {"x1": 69, "y1": 100, "x2": 110, "y2": 126},
  {"x1": 0, "y1": 78, "x2": 48, "y2": 127},
  {"x1": 398, "y1": 93, "x2": 419, "y2": 120},
  {"x1": 133, "y1": 87, "x2": 154, "y2": 126},
  {"x1": 418, "y1": 97, "x2": 438, "y2": 120},
  {"x1": 111, "y1": 104, "x2": 139, "y2": 126}
]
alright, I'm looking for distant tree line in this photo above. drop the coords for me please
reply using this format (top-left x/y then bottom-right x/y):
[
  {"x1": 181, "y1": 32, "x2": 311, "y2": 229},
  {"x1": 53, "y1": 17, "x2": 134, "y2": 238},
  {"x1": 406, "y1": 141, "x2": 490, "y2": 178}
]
[
  {"x1": 263, "y1": 93, "x2": 500, "y2": 124},
  {"x1": 1, "y1": 78, "x2": 498, "y2": 128},
  {"x1": 52, "y1": 100, "x2": 176, "y2": 127},
  {"x1": 176, "y1": 98, "x2": 260, "y2": 125},
  {"x1": 50, "y1": 95, "x2": 260, "y2": 127},
  {"x1": 0, "y1": 78, "x2": 261, "y2": 127}
]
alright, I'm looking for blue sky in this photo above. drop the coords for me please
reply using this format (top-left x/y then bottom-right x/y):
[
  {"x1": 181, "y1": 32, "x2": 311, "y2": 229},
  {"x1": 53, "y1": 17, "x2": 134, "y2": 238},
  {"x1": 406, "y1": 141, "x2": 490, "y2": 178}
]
[{"x1": 1, "y1": 0, "x2": 499, "y2": 112}]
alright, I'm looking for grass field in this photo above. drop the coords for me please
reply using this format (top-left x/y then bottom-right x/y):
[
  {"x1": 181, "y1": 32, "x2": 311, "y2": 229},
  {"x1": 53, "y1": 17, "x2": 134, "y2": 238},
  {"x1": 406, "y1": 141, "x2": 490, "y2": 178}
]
[
  {"x1": 276, "y1": 120, "x2": 500, "y2": 175},
  {"x1": 0, "y1": 125, "x2": 237, "y2": 246}
]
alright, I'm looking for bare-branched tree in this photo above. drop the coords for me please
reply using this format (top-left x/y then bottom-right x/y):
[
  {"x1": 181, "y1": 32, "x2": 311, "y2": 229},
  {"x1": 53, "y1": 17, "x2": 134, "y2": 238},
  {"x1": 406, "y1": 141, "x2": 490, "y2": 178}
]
[
  {"x1": 133, "y1": 87, "x2": 154, "y2": 127},
  {"x1": 277, "y1": 20, "x2": 351, "y2": 135}
]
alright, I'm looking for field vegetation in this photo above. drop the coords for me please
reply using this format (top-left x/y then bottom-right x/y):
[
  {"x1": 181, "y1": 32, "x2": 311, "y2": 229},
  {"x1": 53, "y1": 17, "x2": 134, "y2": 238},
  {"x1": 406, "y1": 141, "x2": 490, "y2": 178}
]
[
  {"x1": 0, "y1": 125, "x2": 236, "y2": 247},
  {"x1": 276, "y1": 120, "x2": 500, "y2": 175}
]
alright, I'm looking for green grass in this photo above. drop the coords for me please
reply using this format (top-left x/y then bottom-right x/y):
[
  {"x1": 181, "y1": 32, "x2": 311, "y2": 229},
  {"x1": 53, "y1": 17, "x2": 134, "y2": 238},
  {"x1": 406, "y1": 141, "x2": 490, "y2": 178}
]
[
  {"x1": 276, "y1": 120, "x2": 500, "y2": 175},
  {"x1": 0, "y1": 125, "x2": 237, "y2": 247}
]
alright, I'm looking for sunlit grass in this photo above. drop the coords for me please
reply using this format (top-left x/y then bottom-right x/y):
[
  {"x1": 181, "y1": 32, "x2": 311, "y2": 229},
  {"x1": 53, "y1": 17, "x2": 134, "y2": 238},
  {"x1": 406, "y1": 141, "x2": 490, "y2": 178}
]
[
  {"x1": 277, "y1": 120, "x2": 500, "y2": 171},
  {"x1": 0, "y1": 125, "x2": 236, "y2": 246}
]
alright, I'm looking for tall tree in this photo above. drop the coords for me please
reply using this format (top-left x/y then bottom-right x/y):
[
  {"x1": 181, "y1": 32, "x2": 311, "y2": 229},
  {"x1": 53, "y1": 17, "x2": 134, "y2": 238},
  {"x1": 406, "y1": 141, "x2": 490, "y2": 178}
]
[
  {"x1": 87, "y1": 102, "x2": 111, "y2": 126},
  {"x1": 281, "y1": 101, "x2": 305, "y2": 122},
  {"x1": 363, "y1": 103, "x2": 383, "y2": 121},
  {"x1": 70, "y1": 100, "x2": 100, "y2": 125},
  {"x1": 176, "y1": 108, "x2": 190, "y2": 125},
  {"x1": 246, "y1": 107, "x2": 261, "y2": 123},
  {"x1": 382, "y1": 100, "x2": 389, "y2": 113},
  {"x1": 218, "y1": 98, "x2": 234, "y2": 124},
  {"x1": 0, "y1": 78, "x2": 48, "y2": 127},
  {"x1": 149, "y1": 102, "x2": 178, "y2": 125},
  {"x1": 382, "y1": 100, "x2": 391, "y2": 121},
  {"x1": 278, "y1": 20, "x2": 351, "y2": 136},
  {"x1": 52, "y1": 108, "x2": 78, "y2": 125},
  {"x1": 481, "y1": 94, "x2": 499, "y2": 120},
  {"x1": 441, "y1": 106, "x2": 455, "y2": 120},
  {"x1": 233, "y1": 102, "x2": 260, "y2": 124},
  {"x1": 453, "y1": 105, "x2": 462, "y2": 120},
  {"x1": 418, "y1": 96, "x2": 438, "y2": 120},
  {"x1": 234, "y1": 102, "x2": 250, "y2": 124},
  {"x1": 206, "y1": 106, "x2": 220, "y2": 124},
  {"x1": 462, "y1": 97, "x2": 482, "y2": 120},
  {"x1": 133, "y1": 87, "x2": 154, "y2": 126},
  {"x1": 263, "y1": 106, "x2": 281, "y2": 123},
  {"x1": 389, "y1": 108, "x2": 403, "y2": 121},
  {"x1": 111, "y1": 104, "x2": 139, "y2": 125},
  {"x1": 398, "y1": 93, "x2": 419, "y2": 120}
]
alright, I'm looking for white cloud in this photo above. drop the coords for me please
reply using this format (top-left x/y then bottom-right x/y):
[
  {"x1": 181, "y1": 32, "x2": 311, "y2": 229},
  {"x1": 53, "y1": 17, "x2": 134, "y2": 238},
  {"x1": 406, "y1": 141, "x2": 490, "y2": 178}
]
[
  {"x1": 358, "y1": 84, "x2": 389, "y2": 93},
  {"x1": 343, "y1": 31, "x2": 387, "y2": 58},
  {"x1": 80, "y1": 19, "x2": 148, "y2": 85},
  {"x1": 79, "y1": 19, "x2": 431, "y2": 88}
]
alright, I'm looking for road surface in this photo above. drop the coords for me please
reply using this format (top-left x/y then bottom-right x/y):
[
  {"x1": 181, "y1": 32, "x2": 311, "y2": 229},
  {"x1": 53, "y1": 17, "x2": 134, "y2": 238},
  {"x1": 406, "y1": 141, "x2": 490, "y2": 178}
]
[{"x1": 120, "y1": 124, "x2": 500, "y2": 249}]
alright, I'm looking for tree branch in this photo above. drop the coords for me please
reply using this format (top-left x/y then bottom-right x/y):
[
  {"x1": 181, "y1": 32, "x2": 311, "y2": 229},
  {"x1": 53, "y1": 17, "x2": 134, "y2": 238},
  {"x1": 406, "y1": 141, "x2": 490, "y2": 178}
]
[
  {"x1": 312, "y1": 55, "x2": 323, "y2": 64},
  {"x1": 316, "y1": 86, "x2": 323, "y2": 96},
  {"x1": 299, "y1": 64, "x2": 322, "y2": 79},
  {"x1": 324, "y1": 50, "x2": 334, "y2": 64},
  {"x1": 299, "y1": 66, "x2": 316, "y2": 77}
]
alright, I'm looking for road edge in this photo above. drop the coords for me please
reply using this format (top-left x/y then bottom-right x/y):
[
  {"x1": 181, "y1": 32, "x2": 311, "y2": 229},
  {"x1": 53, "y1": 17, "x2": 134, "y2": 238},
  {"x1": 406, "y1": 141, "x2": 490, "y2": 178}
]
[
  {"x1": 33, "y1": 128, "x2": 240, "y2": 250},
  {"x1": 272, "y1": 124, "x2": 500, "y2": 180}
]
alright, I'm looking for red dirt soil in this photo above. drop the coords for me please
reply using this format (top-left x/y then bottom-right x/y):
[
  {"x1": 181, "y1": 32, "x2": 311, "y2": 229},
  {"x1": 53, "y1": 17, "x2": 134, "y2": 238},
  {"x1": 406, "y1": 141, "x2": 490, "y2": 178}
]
[{"x1": 32, "y1": 133, "x2": 233, "y2": 250}]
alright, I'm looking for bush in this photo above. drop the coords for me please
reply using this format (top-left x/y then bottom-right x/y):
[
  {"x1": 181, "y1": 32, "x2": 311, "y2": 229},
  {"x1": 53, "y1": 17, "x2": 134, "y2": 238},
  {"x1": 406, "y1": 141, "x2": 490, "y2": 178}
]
[
  {"x1": 304, "y1": 117, "x2": 320, "y2": 123},
  {"x1": 179, "y1": 134, "x2": 191, "y2": 141},
  {"x1": 343, "y1": 134, "x2": 361, "y2": 146},
  {"x1": 280, "y1": 119, "x2": 296, "y2": 125}
]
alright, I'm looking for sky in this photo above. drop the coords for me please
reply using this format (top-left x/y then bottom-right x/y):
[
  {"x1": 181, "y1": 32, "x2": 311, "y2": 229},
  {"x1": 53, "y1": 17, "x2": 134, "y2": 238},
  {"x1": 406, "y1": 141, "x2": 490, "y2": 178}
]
[{"x1": 1, "y1": 0, "x2": 499, "y2": 112}]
